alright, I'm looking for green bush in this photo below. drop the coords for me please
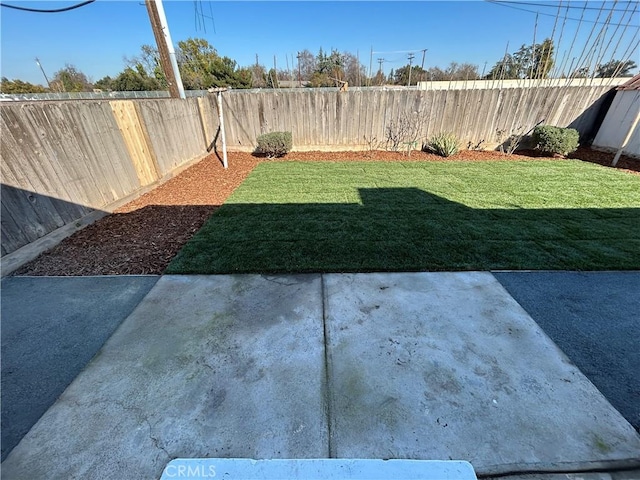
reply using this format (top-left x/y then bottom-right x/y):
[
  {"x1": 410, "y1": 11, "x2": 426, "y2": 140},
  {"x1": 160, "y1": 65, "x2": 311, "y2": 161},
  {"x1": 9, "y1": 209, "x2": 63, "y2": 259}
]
[
  {"x1": 255, "y1": 131, "x2": 292, "y2": 158},
  {"x1": 532, "y1": 125, "x2": 579, "y2": 156},
  {"x1": 425, "y1": 132, "x2": 460, "y2": 157}
]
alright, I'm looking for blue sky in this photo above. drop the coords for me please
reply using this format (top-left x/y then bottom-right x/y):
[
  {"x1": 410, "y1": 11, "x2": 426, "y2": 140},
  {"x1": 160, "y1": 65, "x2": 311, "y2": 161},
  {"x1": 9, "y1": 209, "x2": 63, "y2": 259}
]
[{"x1": 1, "y1": 1, "x2": 638, "y2": 85}]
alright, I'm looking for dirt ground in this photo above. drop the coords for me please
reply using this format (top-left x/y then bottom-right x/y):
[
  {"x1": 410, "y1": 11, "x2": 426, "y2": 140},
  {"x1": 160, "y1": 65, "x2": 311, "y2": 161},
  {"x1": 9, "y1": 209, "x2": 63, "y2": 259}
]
[{"x1": 12, "y1": 147, "x2": 639, "y2": 276}]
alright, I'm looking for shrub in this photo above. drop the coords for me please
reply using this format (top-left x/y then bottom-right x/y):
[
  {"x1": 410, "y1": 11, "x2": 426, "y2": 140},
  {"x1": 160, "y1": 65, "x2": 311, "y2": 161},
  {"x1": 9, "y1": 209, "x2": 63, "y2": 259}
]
[
  {"x1": 425, "y1": 132, "x2": 460, "y2": 157},
  {"x1": 496, "y1": 126, "x2": 528, "y2": 155},
  {"x1": 532, "y1": 125, "x2": 579, "y2": 157},
  {"x1": 256, "y1": 131, "x2": 292, "y2": 158}
]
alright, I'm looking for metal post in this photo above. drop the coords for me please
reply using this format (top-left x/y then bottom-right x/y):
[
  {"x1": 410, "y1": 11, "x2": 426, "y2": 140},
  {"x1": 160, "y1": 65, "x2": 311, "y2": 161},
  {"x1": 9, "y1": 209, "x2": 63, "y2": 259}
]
[
  {"x1": 612, "y1": 107, "x2": 640, "y2": 167},
  {"x1": 216, "y1": 91, "x2": 228, "y2": 168},
  {"x1": 35, "y1": 58, "x2": 51, "y2": 89},
  {"x1": 368, "y1": 46, "x2": 373, "y2": 87}
]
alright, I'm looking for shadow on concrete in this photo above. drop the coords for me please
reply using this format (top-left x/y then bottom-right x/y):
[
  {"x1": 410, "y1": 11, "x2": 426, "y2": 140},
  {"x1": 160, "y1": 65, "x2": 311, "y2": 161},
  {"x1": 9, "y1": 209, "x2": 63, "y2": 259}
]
[
  {"x1": 494, "y1": 271, "x2": 640, "y2": 432},
  {"x1": 167, "y1": 187, "x2": 640, "y2": 274},
  {"x1": 0, "y1": 275, "x2": 159, "y2": 461}
]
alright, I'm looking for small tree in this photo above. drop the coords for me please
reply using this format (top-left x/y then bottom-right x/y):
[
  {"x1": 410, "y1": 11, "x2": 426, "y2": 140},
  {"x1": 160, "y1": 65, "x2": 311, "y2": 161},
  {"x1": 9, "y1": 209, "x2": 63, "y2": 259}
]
[
  {"x1": 596, "y1": 60, "x2": 638, "y2": 78},
  {"x1": 484, "y1": 39, "x2": 554, "y2": 79},
  {"x1": 266, "y1": 68, "x2": 279, "y2": 88},
  {"x1": 393, "y1": 64, "x2": 426, "y2": 85},
  {"x1": 111, "y1": 65, "x2": 162, "y2": 91},
  {"x1": 570, "y1": 67, "x2": 590, "y2": 78},
  {"x1": 94, "y1": 76, "x2": 114, "y2": 91},
  {"x1": 50, "y1": 64, "x2": 93, "y2": 92},
  {"x1": 296, "y1": 49, "x2": 317, "y2": 81}
]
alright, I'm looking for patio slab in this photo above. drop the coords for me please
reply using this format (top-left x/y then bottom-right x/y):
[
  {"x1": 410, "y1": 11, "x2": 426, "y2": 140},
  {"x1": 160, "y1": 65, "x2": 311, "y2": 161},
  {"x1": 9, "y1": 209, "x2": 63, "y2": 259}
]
[
  {"x1": 1, "y1": 275, "x2": 328, "y2": 479},
  {"x1": 323, "y1": 272, "x2": 640, "y2": 476},
  {"x1": 3, "y1": 272, "x2": 639, "y2": 479}
]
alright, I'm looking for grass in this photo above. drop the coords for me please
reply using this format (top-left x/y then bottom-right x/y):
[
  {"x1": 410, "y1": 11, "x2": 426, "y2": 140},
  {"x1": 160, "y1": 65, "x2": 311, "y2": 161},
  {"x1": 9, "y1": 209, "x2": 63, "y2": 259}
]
[{"x1": 166, "y1": 160, "x2": 640, "y2": 274}]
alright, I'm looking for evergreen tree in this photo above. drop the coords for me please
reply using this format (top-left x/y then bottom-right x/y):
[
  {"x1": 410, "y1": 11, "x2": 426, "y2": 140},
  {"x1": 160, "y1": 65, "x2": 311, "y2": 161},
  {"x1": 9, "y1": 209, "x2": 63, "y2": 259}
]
[{"x1": 484, "y1": 39, "x2": 554, "y2": 80}]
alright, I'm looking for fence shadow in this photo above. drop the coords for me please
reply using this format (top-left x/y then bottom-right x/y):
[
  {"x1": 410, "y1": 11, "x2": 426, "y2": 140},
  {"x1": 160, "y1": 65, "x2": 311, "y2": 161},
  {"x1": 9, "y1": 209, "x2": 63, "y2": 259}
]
[
  {"x1": 167, "y1": 187, "x2": 640, "y2": 274},
  {"x1": 568, "y1": 88, "x2": 617, "y2": 145},
  {"x1": 1, "y1": 184, "x2": 100, "y2": 257}
]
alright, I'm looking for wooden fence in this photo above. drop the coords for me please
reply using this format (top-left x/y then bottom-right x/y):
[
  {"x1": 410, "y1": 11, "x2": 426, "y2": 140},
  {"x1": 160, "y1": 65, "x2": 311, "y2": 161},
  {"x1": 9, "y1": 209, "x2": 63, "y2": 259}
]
[
  {"x1": 0, "y1": 84, "x2": 615, "y2": 257},
  {"x1": 220, "y1": 85, "x2": 613, "y2": 151},
  {"x1": 1, "y1": 98, "x2": 213, "y2": 257}
]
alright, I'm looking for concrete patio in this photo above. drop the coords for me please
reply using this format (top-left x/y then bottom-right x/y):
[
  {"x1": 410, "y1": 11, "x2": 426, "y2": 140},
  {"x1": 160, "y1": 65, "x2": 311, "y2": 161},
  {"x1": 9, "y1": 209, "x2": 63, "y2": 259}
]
[{"x1": 2, "y1": 272, "x2": 639, "y2": 479}]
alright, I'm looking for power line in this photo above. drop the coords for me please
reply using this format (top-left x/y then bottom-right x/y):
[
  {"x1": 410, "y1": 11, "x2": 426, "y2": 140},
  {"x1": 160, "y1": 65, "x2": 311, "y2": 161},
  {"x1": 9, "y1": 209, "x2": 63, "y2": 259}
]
[
  {"x1": 485, "y1": 0, "x2": 640, "y2": 28},
  {"x1": 490, "y1": 0, "x2": 636, "y2": 12},
  {"x1": 0, "y1": 0, "x2": 95, "y2": 13},
  {"x1": 372, "y1": 50, "x2": 423, "y2": 54}
]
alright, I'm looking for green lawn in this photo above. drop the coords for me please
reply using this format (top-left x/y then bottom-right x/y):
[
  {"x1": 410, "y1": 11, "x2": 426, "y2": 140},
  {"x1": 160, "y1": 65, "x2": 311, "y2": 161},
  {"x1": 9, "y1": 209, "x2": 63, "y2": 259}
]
[{"x1": 166, "y1": 160, "x2": 640, "y2": 274}]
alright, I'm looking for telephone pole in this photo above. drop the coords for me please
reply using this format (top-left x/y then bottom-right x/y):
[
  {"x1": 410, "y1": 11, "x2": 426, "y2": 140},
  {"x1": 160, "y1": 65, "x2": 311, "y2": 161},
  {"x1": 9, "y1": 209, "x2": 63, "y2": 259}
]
[
  {"x1": 377, "y1": 58, "x2": 384, "y2": 85},
  {"x1": 297, "y1": 52, "x2": 302, "y2": 87},
  {"x1": 420, "y1": 48, "x2": 427, "y2": 82},
  {"x1": 273, "y1": 55, "x2": 278, "y2": 88},
  {"x1": 368, "y1": 46, "x2": 373, "y2": 86},
  {"x1": 407, "y1": 53, "x2": 415, "y2": 87},
  {"x1": 145, "y1": 0, "x2": 185, "y2": 99}
]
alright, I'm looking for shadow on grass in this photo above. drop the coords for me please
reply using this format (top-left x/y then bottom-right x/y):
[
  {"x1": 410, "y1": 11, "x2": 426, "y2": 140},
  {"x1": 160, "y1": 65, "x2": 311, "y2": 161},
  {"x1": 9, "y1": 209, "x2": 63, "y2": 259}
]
[{"x1": 166, "y1": 187, "x2": 640, "y2": 274}]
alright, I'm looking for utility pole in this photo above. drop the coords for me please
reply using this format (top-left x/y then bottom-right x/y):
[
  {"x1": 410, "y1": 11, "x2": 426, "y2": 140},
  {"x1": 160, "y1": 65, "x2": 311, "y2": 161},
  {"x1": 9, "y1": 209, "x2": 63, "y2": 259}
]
[
  {"x1": 273, "y1": 55, "x2": 278, "y2": 88},
  {"x1": 369, "y1": 46, "x2": 373, "y2": 87},
  {"x1": 377, "y1": 58, "x2": 384, "y2": 85},
  {"x1": 420, "y1": 49, "x2": 427, "y2": 82},
  {"x1": 291, "y1": 54, "x2": 295, "y2": 83},
  {"x1": 35, "y1": 57, "x2": 51, "y2": 89},
  {"x1": 145, "y1": 0, "x2": 185, "y2": 99},
  {"x1": 407, "y1": 53, "x2": 415, "y2": 87},
  {"x1": 297, "y1": 52, "x2": 302, "y2": 87},
  {"x1": 285, "y1": 54, "x2": 291, "y2": 84}
]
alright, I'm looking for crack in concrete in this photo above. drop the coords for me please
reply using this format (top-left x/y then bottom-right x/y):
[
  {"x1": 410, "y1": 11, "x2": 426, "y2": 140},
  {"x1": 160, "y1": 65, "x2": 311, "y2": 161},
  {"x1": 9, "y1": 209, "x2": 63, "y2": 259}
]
[
  {"x1": 260, "y1": 275, "x2": 299, "y2": 286},
  {"x1": 143, "y1": 417, "x2": 172, "y2": 462},
  {"x1": 320, "y1": 273, "x2": 335, "y2": 458},
  {"x1": 112, "y1": 400, "x2": 172, "y2": 462}
]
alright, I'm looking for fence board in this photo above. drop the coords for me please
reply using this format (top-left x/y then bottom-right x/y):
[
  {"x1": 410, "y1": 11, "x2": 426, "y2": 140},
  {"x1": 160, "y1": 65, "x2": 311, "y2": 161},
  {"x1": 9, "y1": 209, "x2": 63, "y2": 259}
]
[{"x1": 109, "y1": 100, "x2": 158, "y2": 186}]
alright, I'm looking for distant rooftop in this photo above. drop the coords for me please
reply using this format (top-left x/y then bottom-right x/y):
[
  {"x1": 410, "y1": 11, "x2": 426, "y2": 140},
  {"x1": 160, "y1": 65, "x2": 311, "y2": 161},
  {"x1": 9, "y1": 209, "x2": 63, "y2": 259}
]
[{"x1": 617, "y1": 73, "x2": 640, "y2": 90}]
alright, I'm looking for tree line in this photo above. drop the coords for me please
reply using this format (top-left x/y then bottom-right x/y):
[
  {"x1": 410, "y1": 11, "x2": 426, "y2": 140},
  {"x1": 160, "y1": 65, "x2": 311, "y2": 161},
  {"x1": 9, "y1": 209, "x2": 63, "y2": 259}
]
[{"x1": 1, "y1": 37, "x2": 637, "y2": 94}]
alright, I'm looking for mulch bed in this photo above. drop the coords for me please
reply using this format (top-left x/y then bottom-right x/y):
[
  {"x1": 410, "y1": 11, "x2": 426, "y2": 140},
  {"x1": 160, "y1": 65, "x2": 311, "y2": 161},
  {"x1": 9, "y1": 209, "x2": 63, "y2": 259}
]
[{"x1": 12, "y1": 147, "x2": 638, "y2": 276}]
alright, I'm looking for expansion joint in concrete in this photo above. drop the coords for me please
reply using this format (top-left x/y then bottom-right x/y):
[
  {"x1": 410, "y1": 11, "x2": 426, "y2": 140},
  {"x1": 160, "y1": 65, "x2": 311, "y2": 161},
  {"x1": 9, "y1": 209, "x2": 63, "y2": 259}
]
[{"x1": 320, "y1": 273, "x2": 335, "y2": 458}]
